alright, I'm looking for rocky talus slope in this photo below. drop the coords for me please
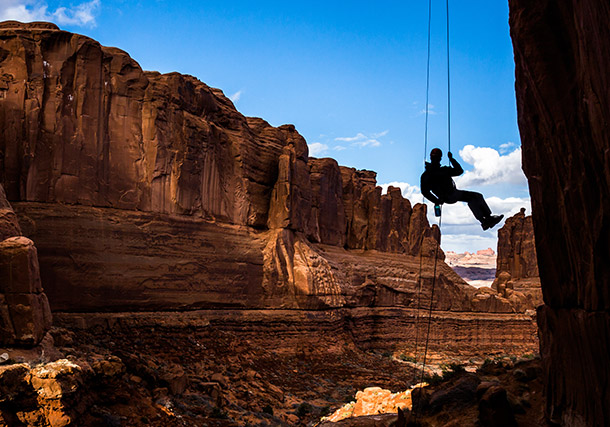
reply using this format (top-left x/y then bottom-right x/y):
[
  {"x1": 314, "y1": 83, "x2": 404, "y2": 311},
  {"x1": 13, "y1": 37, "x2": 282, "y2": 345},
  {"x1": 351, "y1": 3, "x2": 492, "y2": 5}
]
[
  {"x1": 0, "y1": 21, "x2": 538, "y2": 425},
  {"x1": 510, "y1": 0, "x2": 610, "y2": 425},
  {"x1": 493, "y1": 209, "x2": 542, "y2": 309}
]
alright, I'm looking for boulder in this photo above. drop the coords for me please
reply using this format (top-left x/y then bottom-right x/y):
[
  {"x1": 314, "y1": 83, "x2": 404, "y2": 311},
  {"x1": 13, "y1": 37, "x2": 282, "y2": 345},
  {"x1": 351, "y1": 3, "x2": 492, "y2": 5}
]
[{"x1": 478, "y1": 385, "x2": 517, "y2": 427}]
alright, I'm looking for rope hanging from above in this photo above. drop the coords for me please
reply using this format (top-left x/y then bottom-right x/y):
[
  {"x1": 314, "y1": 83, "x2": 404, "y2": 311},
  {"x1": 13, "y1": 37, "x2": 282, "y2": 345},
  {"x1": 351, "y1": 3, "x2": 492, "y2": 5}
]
[{"x1": 412, "y1": 0, "x2": 452, "y2": 411}]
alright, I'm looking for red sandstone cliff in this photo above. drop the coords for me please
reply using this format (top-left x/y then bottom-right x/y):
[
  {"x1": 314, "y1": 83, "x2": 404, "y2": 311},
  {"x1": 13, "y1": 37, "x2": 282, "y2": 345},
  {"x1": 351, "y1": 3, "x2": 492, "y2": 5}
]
[
  {"x1": 0, "y1": 21, "x2": 542, "y2": 426},
  {"x1": 496, "y1": 208, "x2": 538, "y2": 280},
  {"x1": 493, "y1": 208, "x2": 542, "y2": 309},
  {"x1": 0, "y1": 21, "x2": 455, "y2": 314},
  {"x1": 509, "y1": 1, "x2": 610, "y2": 425},
  {"x1": 0, "y1": 21, "x2": 538, "y2": 371}
]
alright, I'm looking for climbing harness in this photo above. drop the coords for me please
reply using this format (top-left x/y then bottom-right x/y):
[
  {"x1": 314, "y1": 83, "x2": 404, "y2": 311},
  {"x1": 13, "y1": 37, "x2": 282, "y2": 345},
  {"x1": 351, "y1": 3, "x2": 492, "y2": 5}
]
[{"x1": 412, "y1": 0, "x2": 452, "y2": 416}]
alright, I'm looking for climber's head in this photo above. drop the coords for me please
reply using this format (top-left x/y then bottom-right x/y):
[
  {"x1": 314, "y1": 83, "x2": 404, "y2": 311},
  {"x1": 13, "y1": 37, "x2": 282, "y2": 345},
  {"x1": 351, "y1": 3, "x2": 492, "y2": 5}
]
[{"x1": 430, "y1": 148, "x2": 442, "y2": 164}]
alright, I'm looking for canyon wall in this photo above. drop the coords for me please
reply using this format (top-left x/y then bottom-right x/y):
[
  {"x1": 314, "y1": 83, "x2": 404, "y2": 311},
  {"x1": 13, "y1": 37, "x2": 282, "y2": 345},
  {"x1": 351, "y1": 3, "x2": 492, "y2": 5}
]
[
  {"x1": 0, "y1": 21, "x2": 446, "y2": 314},
  {"x1": 509, "y1": 1, "x2": 610, "y2": 425},
  {"x1": 0, "y1": 21, "x2": 538, "y2": 360}
]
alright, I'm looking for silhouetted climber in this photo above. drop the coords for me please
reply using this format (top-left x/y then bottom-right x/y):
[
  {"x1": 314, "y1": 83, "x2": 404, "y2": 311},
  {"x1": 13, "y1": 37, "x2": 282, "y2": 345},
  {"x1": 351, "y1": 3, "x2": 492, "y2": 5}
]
[{"x1": 421, "y1": 148, "x2": 504, "y2": 230}]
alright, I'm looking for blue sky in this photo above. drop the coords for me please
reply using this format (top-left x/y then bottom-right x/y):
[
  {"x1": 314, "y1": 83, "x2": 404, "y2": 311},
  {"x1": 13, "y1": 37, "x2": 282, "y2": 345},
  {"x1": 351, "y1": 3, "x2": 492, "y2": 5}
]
[{"x1": 0, "y1": 0, "x2": 531, "y2": 253}]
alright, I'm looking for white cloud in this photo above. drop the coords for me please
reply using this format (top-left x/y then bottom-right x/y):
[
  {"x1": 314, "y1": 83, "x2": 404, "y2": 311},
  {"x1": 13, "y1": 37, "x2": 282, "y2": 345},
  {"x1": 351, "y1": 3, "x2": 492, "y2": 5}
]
[
  {"x1": 229, "y1": 90, "x2": 242, "y2": 102},
  {"x1": 334, "y1": 130, "x2": 388, "y2": 148},
  {"x1": 455, "y1": 145, "x2": 527, "y2": 188},
  {"x1": 0, "y1": 0, "x2": 100, "y2": 27},
  {"x1": 418, "y1": 103, "x2": 437, "y2": 116},
  {"x1": 499, "y1": 141, "x2": 515, "y2": 154},
  {"x1": 333, "y1": 145, "x2": 347, "y2": 151},
  {"x1": 379, "y1": 179, "x2": 531, "y2": 253},
  {"x1": 380, "y1": 181, "x2": 425, "y2": 204},
  {"x1": 372, "y1": 130, "x2": 389, "y2": 138},
  {"x1": 308, "y1": 142, "x2": 329, "y2": 157},
  {"x1": 335, "y1": 132, "x2": 367, "y2": 143}
]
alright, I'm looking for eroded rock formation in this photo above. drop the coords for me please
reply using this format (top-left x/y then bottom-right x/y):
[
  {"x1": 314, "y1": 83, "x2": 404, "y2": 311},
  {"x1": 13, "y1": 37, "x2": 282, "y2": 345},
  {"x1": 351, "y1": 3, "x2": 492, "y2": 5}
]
[
  {"x1": 493, "y1": 209, "x2": 542, "y2": 309},
  {"x1": 0, "y1": 22, "x2": 537, "y2": 359},
  {"x1": 496, "y1": 208, "x2": 538, "y2": 280},
  {"x1": 0, "y1": 184, "x2": 51, "y2": 346},
  {"x1": 510, "y1": 0, "x2": 610, "y2": 424},
  {"x1": 0, "y1": 20, "x2": 544, "y2": 426},
  {"x1": 0, "y1": 21, "x2": 446, "y2": 314}
]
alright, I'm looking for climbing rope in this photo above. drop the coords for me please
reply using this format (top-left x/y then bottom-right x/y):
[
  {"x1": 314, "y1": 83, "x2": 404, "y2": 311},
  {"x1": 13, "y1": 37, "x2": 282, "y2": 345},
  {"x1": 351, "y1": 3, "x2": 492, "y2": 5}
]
[
  {"x1": 422, "y1": 0, "x2": 433, "y2": 165},
  {"x1": 412, "y1": 0, "x2": 433, "y2": 385},
  {"x1": 418, "y1": 212, "x2": 441, "y2": 385},
  {"x1": 412, "y1": 213, "x2": 442, "y2": 420},
  {"x1": 445, "y1": 0, "x2": 451, "y2": 155},
  {"x1": 412, "y1": 0, "x2": 452, "y2": 415},
  {"x1": 411, "y1": 232, "x2": 426, "y2": 380}
]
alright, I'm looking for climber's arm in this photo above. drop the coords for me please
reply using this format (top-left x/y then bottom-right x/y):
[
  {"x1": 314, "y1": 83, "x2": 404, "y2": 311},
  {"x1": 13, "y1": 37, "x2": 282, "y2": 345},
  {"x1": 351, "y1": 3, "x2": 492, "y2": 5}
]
[{"x1": 448, "y1": 152, "x2": 463, "y2": 176}]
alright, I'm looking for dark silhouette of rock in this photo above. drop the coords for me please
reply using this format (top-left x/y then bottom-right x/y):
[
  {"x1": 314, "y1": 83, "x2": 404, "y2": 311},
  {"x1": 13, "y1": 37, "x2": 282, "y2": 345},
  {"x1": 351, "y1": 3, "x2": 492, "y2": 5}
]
[
  {"x1": 428, "y1": 374, "x2": 481, "y2": 413},
  {"x1": 510, "y1": 0, "x2": 610, "y2": 425},
  {"x1": 478, "y1": 385, "x2": 517, "y2": 427}
]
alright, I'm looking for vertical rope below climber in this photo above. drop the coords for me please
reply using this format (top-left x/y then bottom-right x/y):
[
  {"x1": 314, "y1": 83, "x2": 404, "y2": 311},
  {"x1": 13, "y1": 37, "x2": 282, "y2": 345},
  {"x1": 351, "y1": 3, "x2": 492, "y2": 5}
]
[
  {"x1": 413, "y1": 0, "x2": 452, "y2": 418},
  {"x1": 413, "y1": 0, "x2": 434, "y2": 384},
  {"x1": 413, "y1": 211, "x2": 442, "y2": 421}
]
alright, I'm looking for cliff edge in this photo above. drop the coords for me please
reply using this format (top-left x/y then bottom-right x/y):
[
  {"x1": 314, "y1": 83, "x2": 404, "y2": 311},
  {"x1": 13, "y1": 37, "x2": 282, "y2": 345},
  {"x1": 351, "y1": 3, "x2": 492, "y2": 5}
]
[{"x1": 510, "y1": 1, "x2": 610, "y2": 424}]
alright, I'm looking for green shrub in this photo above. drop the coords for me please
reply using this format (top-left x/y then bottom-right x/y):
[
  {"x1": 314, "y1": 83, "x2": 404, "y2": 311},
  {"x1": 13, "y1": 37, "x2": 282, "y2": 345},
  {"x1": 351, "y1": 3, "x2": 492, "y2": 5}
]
[
  {"x1": 423, "y1": 373, "x2": 443, "y2": 386},
  {"x1": 399, "y1": 353, "x2": 417, "y2": 363}
]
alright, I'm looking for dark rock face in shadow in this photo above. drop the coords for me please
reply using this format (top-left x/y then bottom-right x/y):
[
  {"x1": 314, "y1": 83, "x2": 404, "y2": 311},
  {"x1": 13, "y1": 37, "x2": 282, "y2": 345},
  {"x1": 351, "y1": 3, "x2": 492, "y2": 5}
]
[{"x1": 509, "y1": 1, "x2": 610, "y2": 425}]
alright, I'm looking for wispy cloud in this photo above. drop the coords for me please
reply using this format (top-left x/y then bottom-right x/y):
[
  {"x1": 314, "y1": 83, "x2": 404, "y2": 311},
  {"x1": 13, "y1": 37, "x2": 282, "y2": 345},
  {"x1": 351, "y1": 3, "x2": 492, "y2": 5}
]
[
  {"x1": 499, "y1": 141, "x2": 516, "y2": 154},
  {"x1": 0, "y1": 0, "x2": 101, "y2": 27},
  {"x1": 454, "y1": 145, "x2": 527, "y2": 188},
  {"x1": 308, "y1": 142, "x2": 329, "y2": 157},
  {"x1": 334, "y1": 130, "x2": 388, "y2": 148},
  {"x1": 417, "y1": 103, "x2": 437, "y2": 116},
  {"x1": 229, "y1": 90, "x2": 242, "y2": 103}
]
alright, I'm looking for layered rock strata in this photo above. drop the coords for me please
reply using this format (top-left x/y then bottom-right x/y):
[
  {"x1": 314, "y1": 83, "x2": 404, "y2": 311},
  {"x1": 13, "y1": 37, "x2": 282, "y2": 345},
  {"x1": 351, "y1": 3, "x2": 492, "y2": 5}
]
[
  {"x1": 0, "y1": 185, "x2": 51, "y2": 345},
  {"x1": 0, "y1": 21, "x2": 535, "y2": 362},
  {"x1": 0, "y1": 21, "x2": 441, "y2": 313},
  {"x1": 509, "y1": 1, "x2": 610, "y2": 425}
]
